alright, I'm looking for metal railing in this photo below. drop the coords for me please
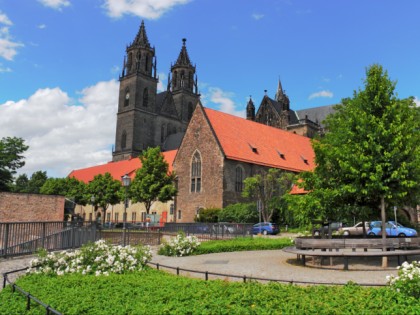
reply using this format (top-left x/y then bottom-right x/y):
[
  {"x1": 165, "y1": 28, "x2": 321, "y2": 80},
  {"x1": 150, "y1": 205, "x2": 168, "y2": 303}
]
[{"x1": 0, "y1": 221, "x2": 98, "y2": 258}]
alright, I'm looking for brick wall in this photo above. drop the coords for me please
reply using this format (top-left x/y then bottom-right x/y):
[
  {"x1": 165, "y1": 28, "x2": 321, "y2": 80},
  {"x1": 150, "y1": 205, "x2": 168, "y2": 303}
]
[
  {"x1": 173, "y1": 105, "x2": 225, "y2": 222},
  {"x1": 0, "y1": 192, "x2": 65, "y2": 222}
]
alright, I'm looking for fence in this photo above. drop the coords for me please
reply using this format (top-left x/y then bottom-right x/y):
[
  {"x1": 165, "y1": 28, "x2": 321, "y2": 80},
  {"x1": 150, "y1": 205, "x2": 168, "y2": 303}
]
[{"x1": 0, "y1": 221, "x2": 98, "y2": 258}]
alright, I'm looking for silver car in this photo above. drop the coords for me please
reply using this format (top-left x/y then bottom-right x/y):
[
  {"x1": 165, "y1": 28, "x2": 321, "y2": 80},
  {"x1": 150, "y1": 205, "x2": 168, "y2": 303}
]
[{"x1": 341, "y1": 222, "x2": 370, "y2": 236}]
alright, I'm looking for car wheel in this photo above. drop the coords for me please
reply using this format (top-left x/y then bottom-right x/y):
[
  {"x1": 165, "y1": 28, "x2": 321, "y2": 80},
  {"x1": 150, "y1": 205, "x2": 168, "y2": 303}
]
[
  {"x1": 313, "y1": 230, "x2": 320, "y2": 237},
  {"x1": 343, "y1": 231, "x2": 350, "y2": 236},
  {"x1": 263, "y1": 230, "x2": 268, "y2": 235},
  {"x1": 398, "y1": 233, "x2": 406, "y2": 237}
]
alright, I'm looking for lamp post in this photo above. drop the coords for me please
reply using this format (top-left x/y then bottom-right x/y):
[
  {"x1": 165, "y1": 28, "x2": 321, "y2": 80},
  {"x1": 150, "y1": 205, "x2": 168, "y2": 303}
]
[
  {"x1": 90, "y1": 195, "x2": 95, "y2": 223},
  {"x1": 121, "y1": 174, "x2": 131, "y2": 246}
]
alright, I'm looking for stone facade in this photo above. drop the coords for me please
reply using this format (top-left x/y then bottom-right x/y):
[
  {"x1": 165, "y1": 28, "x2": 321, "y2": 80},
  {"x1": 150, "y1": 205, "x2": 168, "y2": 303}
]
[
  {"x1": 173, "y1": 105, "x2": 225, "y2": 222},
  {"x1": 0, "y1": 192, "x2": 65, "y2": 222}
]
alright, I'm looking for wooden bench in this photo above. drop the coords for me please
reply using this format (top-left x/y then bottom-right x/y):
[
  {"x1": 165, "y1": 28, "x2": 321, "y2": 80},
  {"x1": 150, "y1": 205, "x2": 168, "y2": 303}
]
[{"x1": 287, "y1": 237, "x2": 420, "y2": 270}]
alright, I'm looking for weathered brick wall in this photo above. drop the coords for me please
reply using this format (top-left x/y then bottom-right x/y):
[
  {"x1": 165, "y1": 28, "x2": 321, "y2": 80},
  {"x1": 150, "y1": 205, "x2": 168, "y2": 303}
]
[
  {"x1": 0, "y1": 192, "x2": 65, "y2": 222},
  {"x1": 173, "y1": 105, "x2": 225, "y2": 222}
]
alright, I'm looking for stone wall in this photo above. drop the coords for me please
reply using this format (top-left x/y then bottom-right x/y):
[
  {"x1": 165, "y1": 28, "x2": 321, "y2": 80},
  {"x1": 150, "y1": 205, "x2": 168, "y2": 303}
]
[
  {"x1": 0, "y1": 192, "x2": 65, "y2": 222},
  {"x1": 173, "y1": 105, "x2": 225, "y2": 222}
]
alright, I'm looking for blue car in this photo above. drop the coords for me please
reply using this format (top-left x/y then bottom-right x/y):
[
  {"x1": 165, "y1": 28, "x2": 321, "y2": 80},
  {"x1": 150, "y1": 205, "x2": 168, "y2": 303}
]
[
  {"x1": 252, "y1": 222, "x2": 280, "y2": 235},
  {"x1": 368, "y1": 221, "x2": 418, "y2": 237}
]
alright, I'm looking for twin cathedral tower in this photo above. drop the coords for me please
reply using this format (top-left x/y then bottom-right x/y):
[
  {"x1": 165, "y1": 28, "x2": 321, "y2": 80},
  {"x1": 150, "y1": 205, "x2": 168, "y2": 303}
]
[{"x1": 112, "y1": 21, "x2": 325, "y2": 162}]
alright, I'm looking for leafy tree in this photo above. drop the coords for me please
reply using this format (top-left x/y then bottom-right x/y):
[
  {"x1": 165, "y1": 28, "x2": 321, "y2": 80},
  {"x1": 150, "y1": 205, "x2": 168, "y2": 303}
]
[
  {"x1": 242, "y1": 169, "x2": 295, "y2": 222},
  {"x1": 87, "y1": 173, "x2": 122, "y2": 222},
  {"x1": 195, "y1": 207, "x2": 221, "y2": 223},
  {"x1": 41, "y1": 177, "x2": 88, "y2": 205},
  {"x1": 298, "y1": 64, "x2": 420, "y2": 250},
  {"x1": 218, "y1": 203, "x2": 258, "y2": 223},
  {"x1": 0, "y1": 137, "x2": 29, "y2": 191},
  {"x1": 129, "y1": 147, "x2": 177, "y2": 214},
  {"x1": 12, "y1": 173, "x2": 30, "y2": 192}
]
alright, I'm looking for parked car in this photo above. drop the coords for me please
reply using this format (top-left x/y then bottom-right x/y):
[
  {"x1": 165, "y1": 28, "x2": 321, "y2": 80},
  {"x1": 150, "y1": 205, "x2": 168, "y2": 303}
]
[
  {"x1": 368, "y1": 221, "x2": 418, "y2": 237},
  {"x1": 312, "y1": 222, "x2": 344, "y2": 237},
  {"x1": 252, "y1": 222, "x2": 280, "y2": 235},
  {"x1": 341, "y1": 222, "x2": 370, "y2": 236},
  {"x1": 213, "y1": 222, "x2": 236, "y2": 234},
  {"x1": 114, "y1": 223, "x2": 136, "y2": 229}
]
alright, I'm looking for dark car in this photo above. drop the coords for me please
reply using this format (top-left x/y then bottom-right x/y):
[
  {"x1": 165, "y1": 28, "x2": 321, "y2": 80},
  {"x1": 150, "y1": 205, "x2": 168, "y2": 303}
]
[
  {"x1": 252, "y1": 222, "x2": 280, "y2": 235},
  {"x1": 312, "y1": 222, "x2": 344, "y2": 237}
]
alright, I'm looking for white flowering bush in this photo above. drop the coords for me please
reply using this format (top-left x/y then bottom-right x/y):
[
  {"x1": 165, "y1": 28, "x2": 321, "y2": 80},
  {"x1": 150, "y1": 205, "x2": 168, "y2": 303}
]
[
  {"x1": 27, "y1": 239, "x2": 152, "y2": 276},
  {"x1": 158, "y1": 232, "x2": 201, "y2": 257},
  {"x1": 387, "y1": 261, "x2": 420, "y2": 298}
]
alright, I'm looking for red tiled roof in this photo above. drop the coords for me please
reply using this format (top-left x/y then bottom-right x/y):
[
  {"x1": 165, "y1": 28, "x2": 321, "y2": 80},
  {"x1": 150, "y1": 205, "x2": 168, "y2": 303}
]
[
  {"x1": 68, "y1": 150, "x2": 177, "y2": 183},
  {"x1": 204, "y1": 108, "x2": 315, "y2": 172}
]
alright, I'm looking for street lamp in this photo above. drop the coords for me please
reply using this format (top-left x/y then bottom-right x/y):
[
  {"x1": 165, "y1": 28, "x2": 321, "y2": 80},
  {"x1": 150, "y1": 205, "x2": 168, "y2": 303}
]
[
  {"x1": 90, "y1": 195, "x2": 95, "y2": 223},
  {"x1": 121, "y1": 174, "x2": 131, "y2": 246}
]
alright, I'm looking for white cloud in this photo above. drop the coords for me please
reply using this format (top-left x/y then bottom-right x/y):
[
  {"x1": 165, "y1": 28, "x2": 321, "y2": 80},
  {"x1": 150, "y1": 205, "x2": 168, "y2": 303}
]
[
  {"x1": 308, "y1": 90, "x2": 333, "y2": 100},
  {"x1": 0, "y1": 80, "x2": 119, "y2": 177},
  {"x1": 38, "y1": 24, "x2": 47, "y2": 29},
  {"x1": 414, "y1": 97, "x2": 420, "y2": 107},
  {"x1": 205, "y1": 87, "x2": 245, "y2": 118},
  {"x1": 38, "y1": 0, "x2": 71, "y2": 11},
  {"x1": 103, "y1": 0, "x2": 192, "y2": 19},
  {"x1": 0, "y1": 13, "x2": 23, "y2": 61},
  {"x1": 157, "y1": 72, "x2": 167, "y2": 92},
  {"x1": 0, "y1": 63, "x2": 11, "y2": 72},
  {"x1": 252, "y1": 13, "x2": 264, "y2": 21}
]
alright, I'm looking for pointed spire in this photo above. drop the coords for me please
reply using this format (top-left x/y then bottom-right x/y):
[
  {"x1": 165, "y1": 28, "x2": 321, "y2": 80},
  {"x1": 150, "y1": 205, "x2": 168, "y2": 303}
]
[
  {"x1": 275, "y1": 78, "x2": 284, "y2": 101},
  {"x1": 131, "y1": 20, "x2": 151, "y2": 48},
  {"x1": 246, "y1": 96, "x2": 255, "y2": 121},
  {"x1": 174, "y1": 38, "x2": 192, "y2": 66}
]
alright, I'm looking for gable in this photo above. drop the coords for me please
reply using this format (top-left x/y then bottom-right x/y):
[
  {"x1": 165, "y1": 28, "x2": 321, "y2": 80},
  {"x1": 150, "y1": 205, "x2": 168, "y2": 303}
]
[{"x1": 157, "y1": 92, "x2": 179, "y2": 118}]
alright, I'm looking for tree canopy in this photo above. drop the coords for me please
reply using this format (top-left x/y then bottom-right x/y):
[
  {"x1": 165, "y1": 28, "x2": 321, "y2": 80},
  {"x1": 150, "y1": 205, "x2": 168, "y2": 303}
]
[
  {"x1": 242, "y1": 169, "x2": 295, "y2": 222},
  {"x1": 12, "y1": 171, "x2": 48, "y2": 194},
  {"x1": 40, "y1": 177, "x2": 88, "y2": 205},
  {"x1": 296, "y1": 64, "x2": 420, "y2": 231},
  {"x1": 129, "y1": 147, "x2": 177, "y2": 214},
  {"x1": 0, "y1": 137, "x2": 28, "y2": 191}
]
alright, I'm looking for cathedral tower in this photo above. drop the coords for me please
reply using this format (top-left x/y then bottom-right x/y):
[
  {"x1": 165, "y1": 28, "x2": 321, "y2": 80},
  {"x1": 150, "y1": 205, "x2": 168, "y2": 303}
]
[{"x1": 113, "y1": 21, "x2": 158, "y2": 162}]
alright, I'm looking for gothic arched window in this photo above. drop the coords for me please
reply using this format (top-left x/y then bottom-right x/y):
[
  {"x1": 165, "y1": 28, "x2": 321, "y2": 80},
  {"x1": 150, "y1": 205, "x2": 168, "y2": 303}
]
[
  {"x1": 145, "y1": 55, "x2": 149, "y2": 72},
  {"x1": 124, "y1": 89, "x2": 130, "y2": 107},
  {"x1": 188, "y1": 102, "x2": 193, "y2": 120},
  {"x1": 143, "y1": 88, "x2": 148, "y2": 107},
  {"x1": 173, "y1": 71, "x2": 178, "y2": 88},
  {"x1": 191, "y1": 151, "x2": 201, "y2": 193},
  {"x1": 121, "y1": 130, "x2": 127, "y2": 149},
  {"x1": 235, "y1": 166, "x2": 244, "y2": 192}
]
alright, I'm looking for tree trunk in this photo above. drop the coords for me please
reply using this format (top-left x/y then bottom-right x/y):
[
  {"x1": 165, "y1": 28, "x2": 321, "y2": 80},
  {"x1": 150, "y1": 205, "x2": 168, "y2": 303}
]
[{"x1": 381, "y1": 196, "x2": 388, "y2": 268}]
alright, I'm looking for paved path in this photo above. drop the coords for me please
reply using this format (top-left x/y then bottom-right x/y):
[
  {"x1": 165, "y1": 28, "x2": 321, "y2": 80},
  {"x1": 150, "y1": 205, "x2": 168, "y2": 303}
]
[{"x1": 1, "y1": 248, "x2": 404, "y2": 290}]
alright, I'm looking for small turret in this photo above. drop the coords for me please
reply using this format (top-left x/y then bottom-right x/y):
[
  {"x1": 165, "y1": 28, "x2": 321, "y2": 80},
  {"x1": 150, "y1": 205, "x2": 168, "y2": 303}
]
[
  {"x1": 246, "y1": 96, "x2": 255, "y2": 121},
  {"x1": 170, "y1": 38, "x2": 197, "y2": 93}
]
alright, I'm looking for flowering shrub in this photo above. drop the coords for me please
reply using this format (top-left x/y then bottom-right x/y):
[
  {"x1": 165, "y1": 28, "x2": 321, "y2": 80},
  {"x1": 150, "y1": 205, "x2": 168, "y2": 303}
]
[
  {"x1": 27, "y1": 239, "x2": 152, "y2": 276},
  {"x1": 387, "y1": 261, "x2": 420, "y2": 298},
  {"x1": 158, "y1": 232, "x2": 201, "y2": 257}
]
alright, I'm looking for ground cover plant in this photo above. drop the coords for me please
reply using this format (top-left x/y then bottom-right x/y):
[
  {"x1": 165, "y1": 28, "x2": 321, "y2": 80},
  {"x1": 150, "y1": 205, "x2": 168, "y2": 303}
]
[
  {"x1": 1, "y1": 269, "x2": 419, "y2": 315},
  {"x1": 387, "y1": 260, "x2": 420, "y2": 298},
  {"x1": 158, "y1": 232, "x2": 201, "y2": 256}
]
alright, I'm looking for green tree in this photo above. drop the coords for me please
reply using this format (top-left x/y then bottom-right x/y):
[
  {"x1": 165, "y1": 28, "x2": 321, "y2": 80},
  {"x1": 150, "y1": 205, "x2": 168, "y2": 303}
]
[
  {"x1": 242, "y1": 169, "x2": 295, "y2": 222},
  {"x1": 298, "y1": 64, "x2": 420, "y2": 251},
  {"x1": 195, "y1": 207, "x2": 221, "y2": 223},
  {"x1": 218, "y1": 203, "x2": 258, "y2": 223},
  {"x1": 129, "y1": 147, "x2": 177, "y2": 214},
  {"x1": 12, "y1": 173, "x2": 30, "y2": 192},
  {"x1": 0, "y1": 137, "x2": 29, "y2": 191},
  {"x1": 87, "y1": 173, "x2": 122, "y2": 222},
  {"x1": 41, "y1": 177, "x2": 88, "y2": 205}
]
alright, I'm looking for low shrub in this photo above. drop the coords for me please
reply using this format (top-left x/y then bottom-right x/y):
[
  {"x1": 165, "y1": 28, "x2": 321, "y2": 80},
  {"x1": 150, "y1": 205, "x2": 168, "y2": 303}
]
[
  {"x1": 387, "y1": 260, "x2": 420, "y2": 298},
  {"x1": 27, "y1": 239, "x2": 152, "y2": 276},
  {"x1": 158, "y1": 232, "x2": 201, "y2": 256}
]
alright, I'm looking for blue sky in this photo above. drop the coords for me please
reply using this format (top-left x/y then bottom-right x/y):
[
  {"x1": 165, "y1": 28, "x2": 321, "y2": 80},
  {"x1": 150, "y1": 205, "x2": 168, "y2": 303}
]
[{"x1": 1, "y1": 0, "x2": 419, "y2": 178}]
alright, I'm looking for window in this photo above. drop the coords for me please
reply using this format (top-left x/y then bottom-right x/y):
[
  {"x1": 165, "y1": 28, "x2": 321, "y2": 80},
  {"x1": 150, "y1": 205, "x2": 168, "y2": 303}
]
[
  {"x1": 191, "y1": 151, "x2": 201, "y2": 193},
  {"x1": 170, "y1": 204, "x2": 174, "y2": 215},
  {"x1": 114, "y1": 213, "x2": 119, "y2": 223},
  {"x1": 178, "y1": 210, "x2": 182, "y2": 220},
  {"x1": 143, "y1": 88, "x2": 148, "y2": 107},
  {"x1": 145, "y1": 55, "x2": 149, "y2": 72},
  {"x1": 121, "y1": 130, "x2": 127, "y2": 149},
  {"x1": 141, "y1": 212, "x2": 146, "y2": 222},
  {"x1": 131, "y1": 212, "x2": 136, "y2": 223},
  {"x1": 235, "y1": 166, "x2": 244, "y2": 192},
  {"x1": 188, "y1": 102, "x2": 193, "y2": 120},
  {"x1": 124, "y1": 89, "x2": 130, "y2": 106},
  {"x1": 106, "y1": 213, "x2": 111, "y2": 222},
  {"x1": 89, "y1": 213, "x2": 92, "y2": 222}
]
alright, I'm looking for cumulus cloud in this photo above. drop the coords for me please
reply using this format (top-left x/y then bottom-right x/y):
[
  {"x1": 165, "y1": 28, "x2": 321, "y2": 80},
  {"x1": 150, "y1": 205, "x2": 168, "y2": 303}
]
[
  {"x1": 0, "y1": 80, "x2": 119, "y2": 177},
  {"x1": 252, "y1": 13, "x2": 264, "y2": 20},
  {"x1": 157, "y1": 72, "x2": 167, "y2": 92},
  {"x1": 38, "y1": 0, "x2": 71, "y2": 11},
  {"x1": 414, "y1": 97, "x2": 420, "y2": 107},
  {"x1": 308, "y1": 90, "x2": 333, "y2": 100},
  {"x1": 0, "y1": 12, "x2": 23, "y2": 61},
  {"x1": 205, "y1": 87, "x2": 245, "y2": 118},
  {"x1": 103, "y1": 0, "x2": 192, "y2": 19}
]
